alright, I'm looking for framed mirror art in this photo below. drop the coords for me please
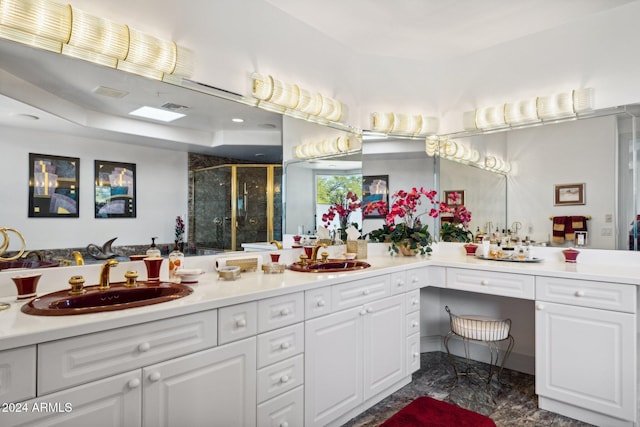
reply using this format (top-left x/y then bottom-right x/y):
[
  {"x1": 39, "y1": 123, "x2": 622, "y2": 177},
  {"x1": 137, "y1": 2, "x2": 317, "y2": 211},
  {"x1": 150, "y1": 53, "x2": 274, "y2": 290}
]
[
  {"x1": 28, "y1": 153, "x2": 80, "y2": 218},
  {"x1": 94, "y1": 160, "x2": 136, "y2": 218}
]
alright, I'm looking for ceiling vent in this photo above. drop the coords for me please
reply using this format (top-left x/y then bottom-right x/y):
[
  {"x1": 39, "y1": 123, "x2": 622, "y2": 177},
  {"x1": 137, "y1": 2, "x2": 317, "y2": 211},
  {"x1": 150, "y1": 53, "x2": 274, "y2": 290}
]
[
  {"x1": 93, "y1": 86, "x2": 129, "y2": 98},
  {"x1": 160, "y1": 102, "x2": 190, "y2": 112}
]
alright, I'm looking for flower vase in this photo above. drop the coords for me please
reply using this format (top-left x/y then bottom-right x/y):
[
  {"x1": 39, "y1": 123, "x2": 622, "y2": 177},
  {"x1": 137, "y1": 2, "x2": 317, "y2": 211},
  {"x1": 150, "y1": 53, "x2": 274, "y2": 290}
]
[{"x1": 397, "y1": 239, "x2": 421, "y2": 256}]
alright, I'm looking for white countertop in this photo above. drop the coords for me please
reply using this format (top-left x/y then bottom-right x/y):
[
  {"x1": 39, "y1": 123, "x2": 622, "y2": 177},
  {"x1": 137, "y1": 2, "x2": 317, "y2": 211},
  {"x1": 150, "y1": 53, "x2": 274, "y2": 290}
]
[{"x1": 1, "y1": 243, "x2": 639, "y2": 351}]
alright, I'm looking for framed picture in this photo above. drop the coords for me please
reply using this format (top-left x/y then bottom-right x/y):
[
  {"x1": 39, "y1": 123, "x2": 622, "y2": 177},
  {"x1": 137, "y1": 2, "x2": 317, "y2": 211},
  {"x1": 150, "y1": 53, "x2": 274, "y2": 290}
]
[
  {"x1": 28, "y1": 153, "x2": 79, "y2": 217},
  {"x1": 95, "y1": 160, "x2": 136, "y2": 218},
  {"x1": 362, "y1": 175, "x2": 389, "y2": 218},
  {"x1": 554, "y1": 183, "x2": 585, "y2": 206},
  {"x1": 444, "y1": 190, "x2": 465, "y2": 207}
]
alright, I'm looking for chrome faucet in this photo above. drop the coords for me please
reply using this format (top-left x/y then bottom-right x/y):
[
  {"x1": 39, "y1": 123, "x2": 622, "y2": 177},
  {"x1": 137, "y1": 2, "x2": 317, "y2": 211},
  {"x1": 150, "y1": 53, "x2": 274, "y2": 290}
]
[{"x1": 98, "y1": 259, "x2": 119, "y2": 290}]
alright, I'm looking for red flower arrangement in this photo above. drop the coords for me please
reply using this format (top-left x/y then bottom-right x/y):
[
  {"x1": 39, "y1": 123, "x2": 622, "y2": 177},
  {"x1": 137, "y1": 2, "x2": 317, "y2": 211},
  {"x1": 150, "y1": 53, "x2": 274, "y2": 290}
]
[{"x1": 322, "y1": 191, "x2": 362, "y2": 240}]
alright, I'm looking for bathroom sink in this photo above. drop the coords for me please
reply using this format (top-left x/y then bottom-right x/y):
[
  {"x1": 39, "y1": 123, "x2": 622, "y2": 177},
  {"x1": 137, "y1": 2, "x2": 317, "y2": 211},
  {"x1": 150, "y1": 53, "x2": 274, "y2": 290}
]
[
  {"x1": 288, "y1": 260, "x2": 371, "y2": 273},
  {"x1": 0, "y1": 260, "x2": 59, "y2": 271},
  {"x1": 21, "y1": 281, "x2": 192, "y2": 316}
]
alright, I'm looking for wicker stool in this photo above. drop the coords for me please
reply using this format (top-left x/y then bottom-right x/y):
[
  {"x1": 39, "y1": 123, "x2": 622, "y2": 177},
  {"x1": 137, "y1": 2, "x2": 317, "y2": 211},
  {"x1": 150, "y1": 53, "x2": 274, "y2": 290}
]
[{"x1": 443, "y1": 305, "x2": 514, "y2": 384}]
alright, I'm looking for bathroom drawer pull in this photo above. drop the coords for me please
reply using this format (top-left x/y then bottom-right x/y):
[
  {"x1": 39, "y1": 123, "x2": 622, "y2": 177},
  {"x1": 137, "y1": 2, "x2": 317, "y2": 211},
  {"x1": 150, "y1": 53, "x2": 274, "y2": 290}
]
[
  {"x1": 366, "y1": 307, "x2": 374, "y2": 313},
  {"x1": 280, "y1": 422, "x2": 289, "y2": 427},
  {"x1": 536, "y1": 304, "x2": 545, "y2": 311},
  {"x1": 280, "y1": 308, "x2": 290, "y2": 316},
  {"x1": 138, "y1": 342, "x2": 150, "y2": 353},
  {"x1": 412, "y1": 321, "x2": 419, "y2": 328},
  {"x1": 396, "y1": 280, "x2": 405, "y2": 287},
  {"x1": 236, "y1": 318, "x2": 247, "y2": 327},
  {"x1": 316, "y1": 299, "x2": 326, "y2": 307},
  {"x1": 412, "y1": 277, "x2": 419, "y2": 283},
  {"x1": 148, "y1": 372, "x2": 161, "y2": 382},
  {"x1": 412, "y1": 298, "x2": 419, "y2": 306},
  {"x1": 363, "y1": 289, "x2": 370, "y2": 295},
  {"x1": 128, "y1": 378, "x2": 140, "y2": 389},
  {"x1": 575, "y1": 290, "x2": 585, "y2": 297},
  {"x1": 280, "y1": 341, "x2": 291, "y2": 350},
  {"x1": 481, "y1": 279, "x2": 489, "y2": 286},
  {"x1": 280, "y1": 375, "x2": 290, "y2": 383},
  {"x1": 360, "y1": 309, "x2": 367, "y2": 316}
]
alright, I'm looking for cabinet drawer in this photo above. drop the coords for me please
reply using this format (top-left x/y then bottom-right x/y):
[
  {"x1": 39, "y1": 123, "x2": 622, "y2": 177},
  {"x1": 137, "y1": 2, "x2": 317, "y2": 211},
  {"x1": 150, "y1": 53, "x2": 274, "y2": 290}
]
[
  {"x1": 536, "y1": 276, "x2": 636, "y2": 313},
  {"x1": 305, "y1": 287, "x2": 331, "y2": 319},
  {"x1": 257, "y1": 323, "x2": 304, "y2": 369},
  {"x1": 0, "y1": 346, "x2": 36, "y2": 403},
  {"x1": 406, "y1": 311, "x2": 420, "y2": 336},
  {"x1": 38, "y1": 310, "x2": 217, "y2": 395},
  {"x1": 390, "y1": 271, "x2": 407, "y2": 295},
  {"x1": 406, "y1": 289, "x2": 420, "y2": 313},
  {"x1": 446, "y1": 268, "x2": 535, "y2": 299},
  {"x1": 257, "y1": 354, "x2": 304, "y2": 404},
  {"x1": 257, "y1": 385, "x2": 304, "y2": 427},
  {"x1": 407, "y1": 266, "x2": 432, "y2": 290},
  {"x1": 331, "y1": 275, "x2": 390, "y2": 311},
  {"x1": 219, "y1": 301, "x2": 257, "y2": 344},
  {"x1": 258, "y1": 292, "x2": 304, "y2": 333},
  {"x1": 407, "y1": 333, "x2": 420, "y2": 374}
]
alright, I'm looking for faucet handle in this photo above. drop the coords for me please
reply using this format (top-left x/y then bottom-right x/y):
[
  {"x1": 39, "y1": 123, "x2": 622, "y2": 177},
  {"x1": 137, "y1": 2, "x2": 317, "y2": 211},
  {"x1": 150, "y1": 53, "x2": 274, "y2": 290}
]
[
  {"x1": 68, "y1": 275, "x2": 86, "y2": 295},
  {"x1": 299, "y1": 254, "x2": 308, "y2": 267},
  {"x1": 321, "y1": 252, "x2": 329, "y2": 263},
  {"x1": 124, "y1": 270, "x2": 139, "y2": 288}
]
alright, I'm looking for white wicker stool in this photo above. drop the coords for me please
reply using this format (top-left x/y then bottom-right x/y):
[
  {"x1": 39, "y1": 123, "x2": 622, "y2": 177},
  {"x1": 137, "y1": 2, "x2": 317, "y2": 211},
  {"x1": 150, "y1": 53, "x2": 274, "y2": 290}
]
[{"x1": 443, "y1": 305, "x2": 514, "y2": 384}]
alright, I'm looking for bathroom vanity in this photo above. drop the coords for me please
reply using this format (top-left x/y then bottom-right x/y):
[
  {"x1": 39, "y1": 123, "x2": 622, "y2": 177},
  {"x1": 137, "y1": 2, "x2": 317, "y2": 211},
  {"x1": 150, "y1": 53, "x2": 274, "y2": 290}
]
[{"x1": 0, "y1": 244, "x2": 638, "y2": 427}]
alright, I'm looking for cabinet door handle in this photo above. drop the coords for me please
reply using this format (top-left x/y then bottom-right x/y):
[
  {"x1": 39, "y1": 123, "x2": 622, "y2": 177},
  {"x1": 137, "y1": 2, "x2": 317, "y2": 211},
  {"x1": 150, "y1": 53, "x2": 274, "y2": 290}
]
[
  {"x1": 138, "y1": 342, "x2": 151, "y2": 353},
  {"x1": 280, "y1": 375, "x2": 290, "y2": 383},
  {"x1": 412, "y1": 321, "x2": 419, "y2": 327},
  {"x1": 481, "y1": 279, "x2": 489, "y2": 286},
  {"x1": 148, "y1": 372, "x2": 161, "y2": 382},
  {"x1": 413, "y1": 352, "x2": 420, "y2": 358},
  {"x1": 280, "y1": 341, "x2": 291, "y2": 350},
  {"x1": 536, "y1": 303, "x2": 544, "y2": 311},
  {"x1": 412, "y1": 298, "x2": 419, "y2": 306},
  {"x1": 575, "y1": 290, "x2": 585, "y2": 297},
  {"x1": 280, "y1": 308, "x2": 290, "y2": 316},
  {"x1": 316, "y1": 299, "x2": 326, "y2": 307},
  {"x1": 128, "y1": 378, "x2": 141, "y2": 389},
  {"x1": 280, "y1": 422, "x2": 289, "y2": 427},
  {"x1": 236, "y1": 318, "x2": 247, "y2": 327},
  {"x1": 362, "y1": 289, "x2": 370, "y2": 295},
  {"x1": 366, "y1": 307, "x2": 373, "y2": 313},
  {"x1": 360, "y1": 309, "x2": 367, "y2": 316}
]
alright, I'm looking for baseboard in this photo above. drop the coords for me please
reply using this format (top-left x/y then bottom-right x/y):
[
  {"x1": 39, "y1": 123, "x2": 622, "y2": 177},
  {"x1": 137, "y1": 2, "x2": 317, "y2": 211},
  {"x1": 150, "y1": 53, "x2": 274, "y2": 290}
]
[
  {"x1": 421, "y1": 334, "x2": 534, "y2": 375},
  {"x1": 538, "y1": 396, "x2": 633, "y2": 427}
]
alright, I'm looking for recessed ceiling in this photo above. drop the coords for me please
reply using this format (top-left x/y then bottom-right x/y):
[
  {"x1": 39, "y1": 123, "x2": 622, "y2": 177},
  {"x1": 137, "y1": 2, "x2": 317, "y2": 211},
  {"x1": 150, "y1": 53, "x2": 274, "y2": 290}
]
[{"x1": 265, "y1": 0, "x2": 635, "y2": 61}]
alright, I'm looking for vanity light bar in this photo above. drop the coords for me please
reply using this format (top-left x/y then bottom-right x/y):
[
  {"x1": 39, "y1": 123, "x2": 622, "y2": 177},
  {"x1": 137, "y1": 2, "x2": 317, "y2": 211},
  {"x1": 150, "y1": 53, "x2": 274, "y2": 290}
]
[
  {"x1": 294, "y1": 135, "x2": 362, "y2": 159},
  {"x1": 0, "y1": 0, "x2": 195, "y2": 80},
  {"x1": 425, "y1": 137, "x2": 510, "y2": 175},
  {"x1": 251, "y1": 73, "x2": 344, "y2": 122},
  {"x1": 371, "y1": 112, "x2": 439, "y2": 136},
  {"x1": 464, "y1": 88, "x2": 594, "y2": 130}
]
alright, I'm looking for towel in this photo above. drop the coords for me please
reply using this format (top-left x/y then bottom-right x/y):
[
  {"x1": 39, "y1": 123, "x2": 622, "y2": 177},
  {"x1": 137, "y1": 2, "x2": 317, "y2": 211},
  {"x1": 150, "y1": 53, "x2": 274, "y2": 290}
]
[
  {"x1": 564, "y1": 216, "x2": 575, "y2": 242},
  {"x1": 552, "y1": 216, "x2": 566, "y2": 244}
]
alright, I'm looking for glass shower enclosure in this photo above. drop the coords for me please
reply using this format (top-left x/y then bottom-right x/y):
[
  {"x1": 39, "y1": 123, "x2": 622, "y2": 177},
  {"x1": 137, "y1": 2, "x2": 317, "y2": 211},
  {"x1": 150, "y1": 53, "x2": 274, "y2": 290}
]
[{"x1": 192, "y1": 164, "x2": 282, "y2": 252}]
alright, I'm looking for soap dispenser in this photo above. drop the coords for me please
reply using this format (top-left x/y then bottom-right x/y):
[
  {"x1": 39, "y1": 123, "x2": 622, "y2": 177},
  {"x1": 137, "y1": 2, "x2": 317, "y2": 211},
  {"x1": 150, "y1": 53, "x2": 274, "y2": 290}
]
[
  {"x1": 146, "y1": 237, "x2": 161, "y2": 257},
  {"x1": 168, "y1": 241, "x2": 184, "y2": 281}
]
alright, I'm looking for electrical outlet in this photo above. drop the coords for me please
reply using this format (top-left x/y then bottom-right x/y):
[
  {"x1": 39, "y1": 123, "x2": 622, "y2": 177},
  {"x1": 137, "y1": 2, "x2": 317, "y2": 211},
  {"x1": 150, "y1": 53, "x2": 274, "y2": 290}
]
[
  {"x1": 601, "y1": 227, "x2": 613, "y2": 236},
  {"x1": 605, "y1": 214, "x2": 613, "y2": 223}
]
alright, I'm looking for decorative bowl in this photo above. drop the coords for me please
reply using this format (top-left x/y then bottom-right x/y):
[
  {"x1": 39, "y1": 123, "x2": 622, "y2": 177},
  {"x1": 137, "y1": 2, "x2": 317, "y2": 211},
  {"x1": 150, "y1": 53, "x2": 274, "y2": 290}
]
[{"x1": 175, "y1": 268, "x2": 204, "y2": 283}]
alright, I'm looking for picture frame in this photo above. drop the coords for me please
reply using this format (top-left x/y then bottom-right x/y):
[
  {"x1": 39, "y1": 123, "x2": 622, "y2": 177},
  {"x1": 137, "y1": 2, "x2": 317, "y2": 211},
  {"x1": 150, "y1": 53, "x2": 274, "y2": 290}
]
[
  {"x1": 444, "y1": 190, "x2": 465, "y2": 207},
  {"x1": 28, "y1": 153, "x2": 80, "y2": 218},
  {"x1": 554, "y1": 183, "x2": 585, "y2": 206},
  {"x1": 95, "y1": 160, "x2": 136, "y2": 218},
  {"x1": 362, "y1": 175, "x2": 389, "y2": 218}
]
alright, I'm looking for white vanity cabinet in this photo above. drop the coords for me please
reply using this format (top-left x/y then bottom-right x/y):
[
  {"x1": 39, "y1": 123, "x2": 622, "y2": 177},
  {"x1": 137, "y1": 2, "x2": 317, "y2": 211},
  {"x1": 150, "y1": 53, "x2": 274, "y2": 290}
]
[
  {"x1": 304, "y1": 274, "x2": 407, "y2": 427},
  {"x1": 0, "y1": 345, "x2": 36, "y2": 404},
  {"x1": 535, "y1": 276, "x2": 637, "y2": 426}
]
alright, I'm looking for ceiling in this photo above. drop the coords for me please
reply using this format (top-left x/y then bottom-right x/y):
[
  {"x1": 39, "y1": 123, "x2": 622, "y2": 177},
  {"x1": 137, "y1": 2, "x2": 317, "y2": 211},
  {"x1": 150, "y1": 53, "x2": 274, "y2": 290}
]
[
  {"x1": 265, "y1": 0, "x2": 636, "y2": 61},
  {"x1": 0, "y1": 0, "x2": 636, "y2": 163}
]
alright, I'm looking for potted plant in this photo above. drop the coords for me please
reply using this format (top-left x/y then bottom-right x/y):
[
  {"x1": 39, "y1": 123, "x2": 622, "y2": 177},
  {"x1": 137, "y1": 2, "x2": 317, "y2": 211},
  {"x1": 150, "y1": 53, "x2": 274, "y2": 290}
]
[
  {"x1": 365, "y1": 187, "x2": 441, "y2": 255},
  {"x1": 439, "y1": 196, "x2": 473, "y2": 243},
  {"x1": 321, "y1": 191, "x2": 362, "y2": 242}
]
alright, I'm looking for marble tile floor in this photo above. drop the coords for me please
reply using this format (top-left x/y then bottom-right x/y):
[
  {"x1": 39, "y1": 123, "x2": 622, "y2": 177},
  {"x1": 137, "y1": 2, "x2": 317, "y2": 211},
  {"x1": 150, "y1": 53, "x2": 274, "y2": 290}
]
[{"x1": 343, "y1": 351, "x2": 594, "y2": 427}]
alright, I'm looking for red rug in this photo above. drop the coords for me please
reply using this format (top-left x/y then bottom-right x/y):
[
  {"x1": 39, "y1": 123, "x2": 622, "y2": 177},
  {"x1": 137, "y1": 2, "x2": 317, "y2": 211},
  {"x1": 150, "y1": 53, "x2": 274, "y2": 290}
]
[{"x1": 380, "y1": 396, "x2": 496, "y2": 427}]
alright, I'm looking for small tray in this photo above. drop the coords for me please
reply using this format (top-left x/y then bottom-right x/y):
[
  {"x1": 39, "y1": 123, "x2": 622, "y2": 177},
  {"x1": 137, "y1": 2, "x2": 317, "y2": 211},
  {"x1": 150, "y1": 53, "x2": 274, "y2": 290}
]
[{"x1": 476, "y1": 255, "x2": 544, "y2": 263}]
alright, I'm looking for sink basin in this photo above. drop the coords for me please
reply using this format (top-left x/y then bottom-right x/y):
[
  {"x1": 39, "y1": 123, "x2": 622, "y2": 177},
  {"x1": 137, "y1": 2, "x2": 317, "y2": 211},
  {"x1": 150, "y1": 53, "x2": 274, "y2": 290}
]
[
  {"x1": 21, "y1": 281, "x2": 192, "y2": 316},
  {"x1": 288, "y1": 259, "x2": 371, "y2": 273},
  {"x1": 0, "y1": 260, "x2": 59, "y2": 271}
]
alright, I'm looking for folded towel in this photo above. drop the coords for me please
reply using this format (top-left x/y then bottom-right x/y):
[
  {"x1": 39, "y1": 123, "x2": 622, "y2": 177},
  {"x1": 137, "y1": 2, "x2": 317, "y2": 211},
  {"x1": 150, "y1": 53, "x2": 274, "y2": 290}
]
[
  {"x1": 552, "y1": 216, "x2": 566, "y2": 244},
  {"x1": 564, "y1": 216, "x2": 575, "y2": 242},
  {"x1": 571, "y1": 216, "x2": 588, "y2": 232}
]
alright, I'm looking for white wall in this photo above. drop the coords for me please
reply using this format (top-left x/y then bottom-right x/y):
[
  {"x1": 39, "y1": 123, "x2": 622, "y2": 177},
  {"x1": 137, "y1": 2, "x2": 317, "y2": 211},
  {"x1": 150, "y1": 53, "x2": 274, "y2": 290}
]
[{"x1": 0, "y1": 127, "x2": 188, "y2": 249}]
